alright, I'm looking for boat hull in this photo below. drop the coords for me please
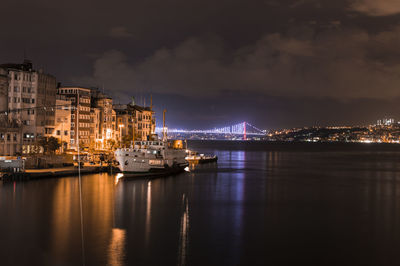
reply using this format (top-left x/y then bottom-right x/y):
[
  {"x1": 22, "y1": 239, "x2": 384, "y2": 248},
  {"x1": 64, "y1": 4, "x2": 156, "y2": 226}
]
[
  {"x1": 120, "y1": 163, "x2": 188, "y2": 179},
  {"x1": 186, "y1": 156, "x2": 218, "y2": 164}
]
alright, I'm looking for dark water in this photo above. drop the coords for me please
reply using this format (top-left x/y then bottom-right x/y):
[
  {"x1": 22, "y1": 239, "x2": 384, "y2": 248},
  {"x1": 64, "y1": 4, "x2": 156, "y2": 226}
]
[{"x1": 2, "y1": 141, "x2": 400, "y2": 265}]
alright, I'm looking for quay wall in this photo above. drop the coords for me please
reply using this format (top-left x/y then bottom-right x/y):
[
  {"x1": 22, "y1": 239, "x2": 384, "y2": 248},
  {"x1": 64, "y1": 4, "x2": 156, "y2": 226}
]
[{"x1": 25, "y1": 154, "x2": 74, "y2": 169}]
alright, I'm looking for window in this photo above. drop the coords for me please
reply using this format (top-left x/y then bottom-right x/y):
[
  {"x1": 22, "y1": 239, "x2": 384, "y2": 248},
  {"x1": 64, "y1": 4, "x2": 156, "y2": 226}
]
[
  {"x1": 45, "y1": 128, "x2": 54, "y2": 134},
  {"x1": 64, "y1": 130, "x2": 68, "y2": 136},
  {"x1": 57, "y1": 130, "x2": 61, "y2": 135},
  {"x1": 31, "y1": 98, "x2": 35, "y2": 103},
  {"x1": 23, "y1": 133, "x2": 34, "y2": 139}
]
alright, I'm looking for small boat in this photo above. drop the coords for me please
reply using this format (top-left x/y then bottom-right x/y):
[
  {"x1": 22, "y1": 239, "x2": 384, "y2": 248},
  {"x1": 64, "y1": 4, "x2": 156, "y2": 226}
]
[
  {"x1": 114, "y1": 139, "x2": 188, "y2": 176},
  {"x1": 185, "y1": 151, "x2": 218, "y2": 164}
]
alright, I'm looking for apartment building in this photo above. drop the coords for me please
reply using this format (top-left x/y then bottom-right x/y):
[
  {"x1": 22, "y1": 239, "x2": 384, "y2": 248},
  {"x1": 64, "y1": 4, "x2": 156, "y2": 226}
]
[
  {"x1": 0, "y1": 60, "x2": 57, "y2": 154},
  {"x1": 91, "y1": 88, "x2": 116, "y2": 150},
  {"x1": 57, "y1": 87, "x2": 91, "y2": 150},
  {"x1": 114, "y1": 97, "x2": 155, "y2": 142},
  {"x1": 52, "y1": 95, "x2": 71, "y2": 152}
]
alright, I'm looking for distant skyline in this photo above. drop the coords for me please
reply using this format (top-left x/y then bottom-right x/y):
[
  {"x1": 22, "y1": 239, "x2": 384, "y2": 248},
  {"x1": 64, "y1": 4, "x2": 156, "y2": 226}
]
[{"x1": 2, "y1": 0, "x2": 400, "y2": 129}]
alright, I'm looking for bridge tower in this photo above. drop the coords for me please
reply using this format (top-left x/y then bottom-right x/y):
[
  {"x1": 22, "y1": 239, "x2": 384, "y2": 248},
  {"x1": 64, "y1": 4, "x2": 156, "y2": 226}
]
[{"x1": 243, "y1": 122, "x2": 246, "y2": 140}]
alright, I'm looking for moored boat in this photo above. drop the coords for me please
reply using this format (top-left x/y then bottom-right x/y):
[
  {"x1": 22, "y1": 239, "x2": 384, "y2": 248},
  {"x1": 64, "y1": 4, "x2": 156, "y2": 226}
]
[
  {"x1": 114, "y1": 139, "x2": 188, "y2": 176},
  {"x1": 185, "y1": 151, "x2": 218, "y2": 164}
]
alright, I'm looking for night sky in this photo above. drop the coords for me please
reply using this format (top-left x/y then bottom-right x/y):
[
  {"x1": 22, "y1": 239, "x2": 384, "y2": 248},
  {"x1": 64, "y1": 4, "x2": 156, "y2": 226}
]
[{"x1": 1, "y1": 0, "x2": 400, "y2": 129}]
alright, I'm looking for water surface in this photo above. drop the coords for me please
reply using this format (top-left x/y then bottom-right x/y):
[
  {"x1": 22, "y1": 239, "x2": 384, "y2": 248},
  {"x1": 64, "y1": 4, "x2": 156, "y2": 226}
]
[{"x1": 2, "y1": 142, "x2": 400, "y2": 265}]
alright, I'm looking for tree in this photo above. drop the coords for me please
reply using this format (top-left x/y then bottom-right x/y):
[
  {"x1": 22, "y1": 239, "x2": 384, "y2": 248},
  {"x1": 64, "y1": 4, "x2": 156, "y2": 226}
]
[
  {"x1": 106, "y1": 139, "x2": 116, "y2": 150},
  {"x1": 38, "y1": 136, "x2": 61, "y2": 154},
  {"x1": 122, "y1": 133, "x2": 133, "y2": 147},
  {"x1": 78, "y1": 140, "x2": 87, "y2": 152},
  {"x1": 88, "y1": 139, "x2": 96, "y2": 153}
]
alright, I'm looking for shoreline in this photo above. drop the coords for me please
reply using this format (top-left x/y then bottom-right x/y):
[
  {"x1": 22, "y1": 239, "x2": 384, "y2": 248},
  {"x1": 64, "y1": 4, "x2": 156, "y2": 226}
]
[{"x1": 1, "y1": 165, "x2": 120, "y2": 181}]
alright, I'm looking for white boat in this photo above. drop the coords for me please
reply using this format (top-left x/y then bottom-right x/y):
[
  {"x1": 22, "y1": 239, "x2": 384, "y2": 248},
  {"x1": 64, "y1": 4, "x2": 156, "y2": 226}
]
[{"x1": 114, "y1": 140, "x2": 188, "y2": 174}]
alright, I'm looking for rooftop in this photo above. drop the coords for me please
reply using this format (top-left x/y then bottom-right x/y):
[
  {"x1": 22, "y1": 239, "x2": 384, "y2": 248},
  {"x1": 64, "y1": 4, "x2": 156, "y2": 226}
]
[{"x1": 0, "y1": 59, "x2": 33, "y2": 72}]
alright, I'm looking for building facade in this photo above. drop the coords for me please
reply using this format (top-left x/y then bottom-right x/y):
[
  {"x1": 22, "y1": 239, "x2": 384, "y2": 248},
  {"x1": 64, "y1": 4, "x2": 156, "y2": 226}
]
[
  {"x1": 0, "y1": 60, "x2": 57, "y2": 154},
  {"x1": 0, "y1": 68, "x2": 8, "y2": 113},
  {"x1": 114, "y1": 104, "x2": 135, "y2": 145},
  {"x1": 114, "y1": 98, "x2": 155, "y2": 143},
  {"x1": 52, "y1": 95, "x2": 71, "y2": 152},
  {"x1": 58, "y1": 87, "x2": 91, "y2": 150},
  {"x1": 0, "y1": 69, "x2": 20, "y2": 155},
  {"x1": 91, "y1": 88, "x2": 116, "y2": 150},
  {"x1": 135, "y1": 105, "x2": 154, "y2": 140},
  {"x1": 89, "y1": 107, "x2": 101, "y2": 150}
]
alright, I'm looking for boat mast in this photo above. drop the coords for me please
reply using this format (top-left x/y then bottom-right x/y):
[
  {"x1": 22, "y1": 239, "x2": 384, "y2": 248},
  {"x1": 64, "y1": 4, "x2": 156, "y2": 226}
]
[
  {"x1": 132, "y1": 97, "x2": 135, "y2": 145},
  {"x1": 163, "y1": 109, "x2": 167, "y2": 141}
]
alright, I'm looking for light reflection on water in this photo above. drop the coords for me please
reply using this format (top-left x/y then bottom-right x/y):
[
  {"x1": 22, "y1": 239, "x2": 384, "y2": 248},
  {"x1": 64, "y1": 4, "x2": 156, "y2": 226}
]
[
  {"x1": 145, "y1": 181, "x2": 152, "y2": 247},
  {"x1": 107, "y1": 228, "x2": 126, "y2": 266},
  {"x1": 3, "y1": 144, "x2": 400, "y2": 265},
  {"x1": 177, "y1": 194, "x2": 189, "y2": 266}
]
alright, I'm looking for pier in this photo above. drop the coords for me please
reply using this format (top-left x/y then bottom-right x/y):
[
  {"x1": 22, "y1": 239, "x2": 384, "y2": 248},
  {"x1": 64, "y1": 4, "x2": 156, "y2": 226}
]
[{"x1": 0, "y1": 165, "x2": 120, "y2": 181}]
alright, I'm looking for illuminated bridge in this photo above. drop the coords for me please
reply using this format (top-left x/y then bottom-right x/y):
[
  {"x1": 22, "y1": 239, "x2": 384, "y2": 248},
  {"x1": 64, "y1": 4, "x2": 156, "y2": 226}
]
[{"x1": 155, "y1": 122, "x2": 267, "y2": 139}]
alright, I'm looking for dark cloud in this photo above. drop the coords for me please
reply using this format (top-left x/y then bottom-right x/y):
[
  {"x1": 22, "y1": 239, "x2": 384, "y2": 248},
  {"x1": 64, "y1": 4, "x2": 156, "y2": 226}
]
[
  {"x1": 75, "y1": 25, "x2": 400, "y2": 101},
  {"x1": 350, "y1": 0, "x2": 400, "y2": 16},
  {"x1": 2, "y1": 0, "x2": 400, "y2": 128},
  {"x1": 108, "y1": 27, "x2": 133, "y2": 38}
]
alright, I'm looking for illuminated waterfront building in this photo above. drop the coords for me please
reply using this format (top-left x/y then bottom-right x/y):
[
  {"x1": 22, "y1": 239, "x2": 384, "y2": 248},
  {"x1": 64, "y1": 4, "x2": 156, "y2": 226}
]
[
  {"x1": 90, "y1": 88, "x2": 117, "y2": 150},
  {"x1": 0, "y1": 60, "x2": 57, "y2": 154},
  {"x1": 57, "y1": 87, "x2": 91, "y2": 150},
  {"x1": 136, "y1": 105, "x2": 155, "y2": 141},
  {"x1": 0, "y1": 68, "x2": 8, "y2": 112},
  {"x1": 0, "y1": 126, "x2": 20, "y2": 156},
  {"x1": 114, "y1": 97, "x2": 155, "y2": 143},
  {"x1": 52, "y1": 95, "x2": 71, "y2": 152},
  {"x1": 89, "y1": 107, "x2": 101, "y2": 150},
  {"x1": 114, "y1": 104, "x2": 135, "y2": 145},
  {"x1": 0, "y1": 69, "x2": 20, "y2": 155}
]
